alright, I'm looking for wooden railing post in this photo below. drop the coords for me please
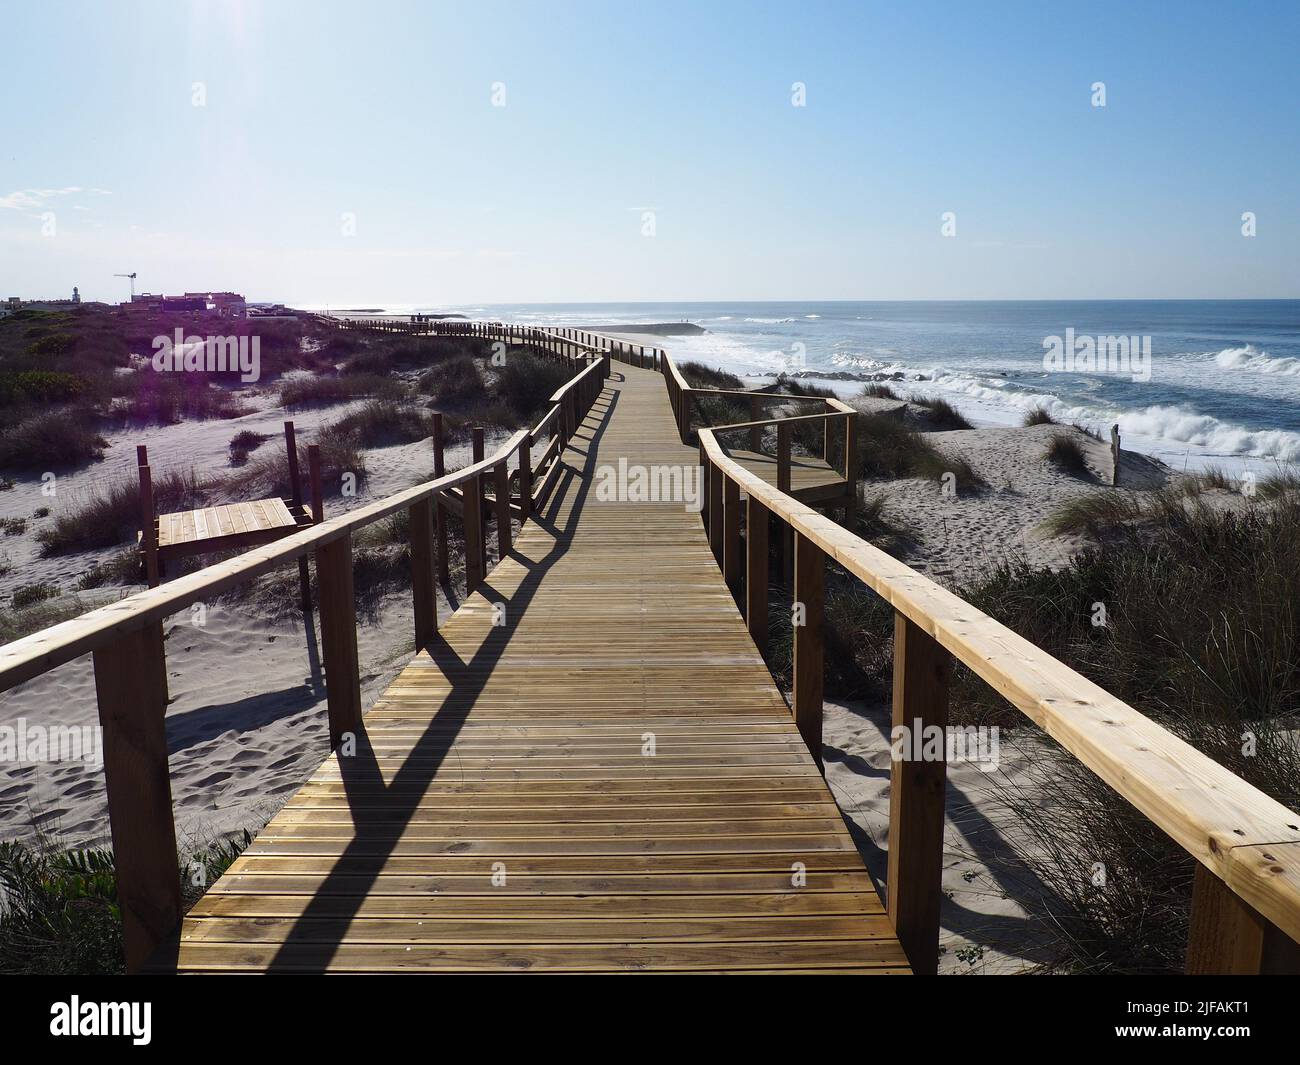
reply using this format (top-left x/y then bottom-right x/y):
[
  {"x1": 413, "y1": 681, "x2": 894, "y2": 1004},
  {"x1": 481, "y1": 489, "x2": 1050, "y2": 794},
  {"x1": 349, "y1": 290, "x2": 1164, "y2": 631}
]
[
  {"x1": 518, "y1": 437, "x2": 533, "y2": 521},
  {"x1": 284, "y1": 421, "x2": 311, "y2": 608},
  {"x1": 792, "y1": 532, "x2": 824, "y2": 771},
  {"x1": 464, "y1": 471, "x2": 485, "y2": 595},
  {"x1": 723, "y1": 474, "x2": 741, "y2": 600},
  {"x1": 472, "y1": 426, "x2": 487, "y2": 565},
  {"x1": 92, "y1": 622, "x2": 180, "y2": 973},
  {"x1": 708, "y1": 458, "x2": 724, "y2": 565},
  {"x1": 493, "y1": 460, "x2": 512, "y2": 559},
  {"x1": 843, "y1": 411, "x2": 858, "y2": 526},
  {"x1": 746, "y1": 495, "x2": 769, "y2": 654},
  {"x1": 409, "y1": 497, "x2": 437, "y2": 651},
  {"x1": 316, "y1": 531, "x2": 362, "y2": 749},
  {"x1": 1186, "y1": 863, "x2": 1300, "y2": 974},
  {"x1": 308, "y1": 444, "x2": 324, "y2": 523},
  {"x1": 432, "y1": 412, "x2": 449, "y2": 583},
  {"x1": 887, "y1": 612, "x2": 952, "y2": 976},
  {"x1": 136, "y1": 445, "x2": 159, "y2": 588},
  {"x1": 777, "y1": 423, "x2": 792, "y2": 586},
  {"x1": 749, "y1": 395, "x2": 762, "y2": 451}
]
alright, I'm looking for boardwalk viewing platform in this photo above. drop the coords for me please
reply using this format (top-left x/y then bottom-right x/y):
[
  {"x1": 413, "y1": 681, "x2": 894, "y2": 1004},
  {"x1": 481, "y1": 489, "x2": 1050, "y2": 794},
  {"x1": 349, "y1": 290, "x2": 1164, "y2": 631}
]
[
  {"x1": 1, "y1": 320, "x2": 1297, "y2": 976},
  {"x1": 163, "y1": 360, "x2": 902, "y2": 973}
]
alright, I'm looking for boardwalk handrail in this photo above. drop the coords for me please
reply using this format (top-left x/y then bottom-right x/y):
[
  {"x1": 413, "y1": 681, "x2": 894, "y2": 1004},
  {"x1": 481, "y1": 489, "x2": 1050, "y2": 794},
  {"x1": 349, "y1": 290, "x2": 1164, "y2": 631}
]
[
  {"x1": 0, "y1": 323, "x2": 610, "y2": 971},
  {"x1": 676, "y1": 348, "x2": 1300, "y2": 975}
]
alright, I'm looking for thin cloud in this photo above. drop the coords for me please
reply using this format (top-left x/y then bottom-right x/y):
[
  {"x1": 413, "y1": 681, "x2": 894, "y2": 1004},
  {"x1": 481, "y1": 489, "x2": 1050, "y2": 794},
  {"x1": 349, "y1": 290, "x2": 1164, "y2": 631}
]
[{"x1": 0, "y1": 186, "x2": 93, "y2": 211}]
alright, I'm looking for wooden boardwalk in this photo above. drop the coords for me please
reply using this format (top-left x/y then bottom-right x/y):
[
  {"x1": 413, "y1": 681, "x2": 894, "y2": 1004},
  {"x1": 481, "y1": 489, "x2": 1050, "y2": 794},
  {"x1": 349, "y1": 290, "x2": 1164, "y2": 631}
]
[{"x1": 159, "y1": 362, "x2": 907, "y2": 974}]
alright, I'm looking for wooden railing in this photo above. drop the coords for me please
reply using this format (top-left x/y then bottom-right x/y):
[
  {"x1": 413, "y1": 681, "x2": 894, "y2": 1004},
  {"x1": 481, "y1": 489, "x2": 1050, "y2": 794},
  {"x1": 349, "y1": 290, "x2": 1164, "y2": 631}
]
[
  {"x1": 652, "y1": 340, "x2": 1300, "y2": 976},
  {"x1": 0, "y1": 324, "x2": 610, "y2": 972}
]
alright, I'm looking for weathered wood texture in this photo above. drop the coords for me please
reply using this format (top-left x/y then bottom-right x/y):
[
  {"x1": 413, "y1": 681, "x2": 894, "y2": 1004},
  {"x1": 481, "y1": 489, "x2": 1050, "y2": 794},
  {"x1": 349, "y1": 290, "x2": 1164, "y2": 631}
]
[{"x1": 159, "y1": 362, "x2": 904, "y2": 974}]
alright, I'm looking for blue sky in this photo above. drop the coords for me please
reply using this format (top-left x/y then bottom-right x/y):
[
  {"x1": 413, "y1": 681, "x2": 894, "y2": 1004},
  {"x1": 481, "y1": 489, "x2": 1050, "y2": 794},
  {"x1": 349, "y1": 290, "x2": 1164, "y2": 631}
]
[{"x1": 2, "y1": 0, "x2": 1297, "y2": 304}]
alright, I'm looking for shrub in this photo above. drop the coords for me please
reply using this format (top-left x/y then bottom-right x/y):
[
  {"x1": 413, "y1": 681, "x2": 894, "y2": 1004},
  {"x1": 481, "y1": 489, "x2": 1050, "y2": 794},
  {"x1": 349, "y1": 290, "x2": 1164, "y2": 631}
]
[
  {"x1": 279, "y1": 373, "x2": 404, "y2": 408},
  {"x1": 913, "y1": 395, "x2": 973, "y2": 429},
  {"x1": 0, "y1": 370, "x2": 87, "y2": 407},
  {"x1": 0, "y1": 832, "x2": 251, "y2": 975},
  {"x1": 678, "y1": 361, "x2": 744, "y2": 391},
  {"x1": 496, "y1": 352, "x2": 573, "y2": 422},
  {"x1": 771, "y1": 374, "x2": 836, "y2": 399},
  {"x1": 862, "y1": 383, "x2": 900, "y2": 400},
  {"x1": 77, "y1": 548, "x2": 144, "y2": 589},
  {"x1": 1024, "y1": 406, "x2": 1056, "y2": 426},
  {"x1": 226, "y1": 430, "x2": 365, "y2": 500},
  {"x1": 113, "y1": 374, "x2": 248, "y2": 423},
  {"x1": 419, "y1": 355, "x2": 485, "y2": 405},
  {"x1": 0, "y1": 412, "x2": 107, "y2": 469},
  {"x1": 37, "y1": 468, "x2": 206, "y2": 554},
  {"x1": 27, "y1": 333, "x2": 76, "y2": 357},
  {"x1": 11, "y1": 582, "x2": 59, "y2": 609},
  {"x1": 329, "y1": 402, "x2": 430, "y2": 447},
  {"x1": 855, "y1": 413, "x2": 982, "y2": 489},
  {"x1": 1259, "y1": 469, "x2": 1300, "y2": 500},
  {"x1": 1045, "y1": 433, "x2": 1089, "y2": 474},
  {"x1": 228, "y1": 429, "x2": 267, "y2": 467}
]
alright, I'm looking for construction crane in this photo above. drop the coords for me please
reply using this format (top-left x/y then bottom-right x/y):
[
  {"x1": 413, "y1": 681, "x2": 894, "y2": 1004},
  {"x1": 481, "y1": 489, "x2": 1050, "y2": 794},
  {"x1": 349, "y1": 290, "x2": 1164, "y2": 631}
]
[{"x1": 114, "y1": 272, "x2": 137, "y2": 301}]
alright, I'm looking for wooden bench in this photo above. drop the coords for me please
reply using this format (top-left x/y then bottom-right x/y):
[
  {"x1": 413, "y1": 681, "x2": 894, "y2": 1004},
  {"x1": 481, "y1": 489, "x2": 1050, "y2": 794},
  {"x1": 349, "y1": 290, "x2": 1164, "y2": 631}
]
[{"x1": 137, "y1": 420, "x2": 319, "y2": 588}]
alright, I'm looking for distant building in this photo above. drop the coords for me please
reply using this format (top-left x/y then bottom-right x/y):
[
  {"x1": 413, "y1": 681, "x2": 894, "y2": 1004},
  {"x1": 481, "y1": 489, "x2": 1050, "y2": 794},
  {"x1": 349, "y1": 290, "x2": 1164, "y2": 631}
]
[
  {"x1": 207, "y1": 292, "x2": 248, "y2": 318},
  {"x1": 128, "y1": 290, "x2": 248, "y2": 317},
  {"x1": 9, "y1": 288, "x2": 84, "y2": 311},
  {"x1": 161, "y1": 296, "x2": 206, "y2": 312}
]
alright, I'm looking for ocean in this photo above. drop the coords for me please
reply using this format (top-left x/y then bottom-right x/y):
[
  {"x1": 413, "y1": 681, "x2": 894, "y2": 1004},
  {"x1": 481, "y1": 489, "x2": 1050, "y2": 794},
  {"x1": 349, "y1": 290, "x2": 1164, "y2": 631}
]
[{"x1": 338, "y1": 300, "x2": 1300, "y2": 475}]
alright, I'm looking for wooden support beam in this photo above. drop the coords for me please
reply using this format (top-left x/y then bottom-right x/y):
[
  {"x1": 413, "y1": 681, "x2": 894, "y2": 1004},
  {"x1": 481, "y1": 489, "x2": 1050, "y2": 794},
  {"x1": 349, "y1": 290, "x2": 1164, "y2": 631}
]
[
  {"x1": 777, "y1": 423, "x2": 792, "y2": 586},
  {"x1": 92, "y1": 622, "x2": 180, "y2": 973},
  {"x1": 408, "y1": 498, "x2": 437, "y2": 651},
  {"x1": 887, "y1": 611, "x2": 952, "y2": 976},
  {"x1": 464, "y1": 472, "x2": 485, "y2": 595},
  {"x1": 723, "y1": 475, "x2": 741, "y2": 600},
  {"x1": 307, "y1": 445, "x2": 324, "y2": 524},
  {"x1": 315, "y1": 531, "x2": 362, "y2": 749},
  {"x1": 843, "y1": 412, "x2": 858, "y2": 527},
  {"x1": 517, "y1": 438, "x2": 533, "y2": 521},
  {"x1": 472, "y1": 427, "x2": 487, "y2": 564},
  {"x1": 792, "y1": 533, "x2": 824, "y2": 771},
  {"x1": 137, "y1": 449, "x2": 159, "y2": 588},
  {"x1": 746, "y1": 495, "x2": 769, "y2": 655},
  {"x1": 285, "y1": 421, "x2": 310, "y2": 609},
  {"x1": 493, "y1": 461, "x2": 512, "y2": 560},
  {"x1": 749, "y1": 395, "x2": 762, "y2": 451},
  {"x1": 1186, "y1": 862, "x2": 1300, "y2": 974},
  {"x1": 708, "y1": 459, "x2": 724, "y2": 565},
  {"x1": 432, "y1": 413, "x2": 449, "y2": 583}
]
